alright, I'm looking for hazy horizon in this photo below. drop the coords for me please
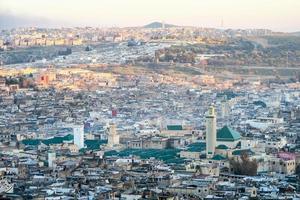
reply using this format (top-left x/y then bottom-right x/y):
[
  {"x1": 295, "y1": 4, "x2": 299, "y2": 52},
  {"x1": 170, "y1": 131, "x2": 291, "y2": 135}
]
[{"x1": 1, "y1": 0, "x2": 300, "y2": 32}]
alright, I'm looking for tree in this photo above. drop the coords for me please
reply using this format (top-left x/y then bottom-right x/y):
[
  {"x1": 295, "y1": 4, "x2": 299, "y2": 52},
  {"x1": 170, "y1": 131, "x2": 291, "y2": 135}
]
[
  {"x1": 230, "y1": 152, "x2": 258, "y2": 176},
  {"x1": 195, "y1": 164, "x2": 202, "y2": 175}
]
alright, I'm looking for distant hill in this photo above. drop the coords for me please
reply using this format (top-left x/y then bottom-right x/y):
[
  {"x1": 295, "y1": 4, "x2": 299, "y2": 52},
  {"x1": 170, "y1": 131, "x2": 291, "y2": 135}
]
[
  {"x1": 0, "y1": 12, "x2": 61, "y2": 30},
  {"x1": 143, "y1": 22, "x2": 177, "y2": 28}
]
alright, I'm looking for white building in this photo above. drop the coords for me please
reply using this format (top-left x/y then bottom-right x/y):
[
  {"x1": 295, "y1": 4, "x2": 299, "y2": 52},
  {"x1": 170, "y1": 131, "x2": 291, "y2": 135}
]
[
  {"x1": 73, "y1": 124, "x2": 84, "y2": 149},
  {"x1": 265, "y1": 137, "x2": 287, "y2": 149},
  {"x1": 186, "y1": 161, "x2": 220, "y2": 176},
  {"x1": 0, "y1": 178, "x2": 13, "y2": 194},
  {"x1": 246, "y1": 117, "x2": 284, "y2": 131},
  {"x1": 206, "y1": 106, "x2": 217, "y2": 158}
]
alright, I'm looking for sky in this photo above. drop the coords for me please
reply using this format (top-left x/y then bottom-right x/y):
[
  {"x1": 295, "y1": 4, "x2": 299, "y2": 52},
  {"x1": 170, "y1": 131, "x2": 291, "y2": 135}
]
[{"x1": 0, "y1": 0, "x2": 300, "y2": 32}]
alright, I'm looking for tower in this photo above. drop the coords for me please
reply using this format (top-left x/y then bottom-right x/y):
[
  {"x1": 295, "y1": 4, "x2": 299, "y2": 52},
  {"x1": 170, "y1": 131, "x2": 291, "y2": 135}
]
[
  {"x1": 221, "y1": 98, "x2": 229, "y2": 121},
  {"x1": 73, "y1": 124, "x2": 84, "y2": 149},
  {"x1": 107, "y1": 123, "x2": 119, "y2": 147},
  {"x1": 48, "y1": 151, "x2": 56, "y2": 168},
  {"x1": 206, "y1": 106, "x2": 217, "y2": 158}
]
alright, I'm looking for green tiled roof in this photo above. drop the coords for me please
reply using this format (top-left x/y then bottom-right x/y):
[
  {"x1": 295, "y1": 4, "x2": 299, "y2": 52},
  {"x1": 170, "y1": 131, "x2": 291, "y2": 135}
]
[
  {"x1": 21, "y1": 136, "x2": 108, "y2": 151},
  {"x1": 85, "y1": 140, "x2": 107, "y2": 150},
  {"x1": 216, "y1": 144, "x2": 229, "y2": 150},
  {"x1": 104, "y1": 149, "x2": 184, "y2": 164},
  {"x1": 211, "y1": 154, "x2": 226, "y2": 160},
  {"x1": 42, "y1": 134, "x2": 73, "y2": 145},
  {"x1": 232, "y1": 149, "x2": 254, "y2": 156},
  {"x1": 217, "y1": 126, "x2": 241, "y2": 142},
  {"x1": 167, "y1": 125, "x2": 183, "y2": 131},
  {"x1": 22, "y1": 134, "x2": 73, "y2": 146},
  {"x1": 187, "y1": 142, "x2": 206, "y2": 152},
  {"x1": 22, "y1": 139, "x2": 41, "y2": 146}
]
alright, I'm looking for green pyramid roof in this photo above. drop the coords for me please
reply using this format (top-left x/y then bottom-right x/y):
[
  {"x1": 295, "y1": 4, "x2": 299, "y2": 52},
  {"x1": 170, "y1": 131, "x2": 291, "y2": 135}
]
[{"x1": 217, "y1": 126, "x2": 241, "y2": 142}]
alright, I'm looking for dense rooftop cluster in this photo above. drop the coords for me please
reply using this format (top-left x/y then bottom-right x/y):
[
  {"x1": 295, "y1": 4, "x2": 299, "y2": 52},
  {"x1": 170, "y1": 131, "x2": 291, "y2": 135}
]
[{"x1": 0, "y1": 64, "x2": 300, "y2": 199}]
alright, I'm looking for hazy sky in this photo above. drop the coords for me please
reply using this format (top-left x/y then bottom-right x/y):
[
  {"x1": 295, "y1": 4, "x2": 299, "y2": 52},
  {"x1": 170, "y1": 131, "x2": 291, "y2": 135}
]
[{"x1": 0, "y1": 0, "x2": 300, "y2": 31}]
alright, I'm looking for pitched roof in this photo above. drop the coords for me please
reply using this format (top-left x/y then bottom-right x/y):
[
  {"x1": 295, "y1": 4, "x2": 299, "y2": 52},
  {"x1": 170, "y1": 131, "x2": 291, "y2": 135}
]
[
  {"x1": 211, "y1": 154, "x2": 226, "y2": 160},
  {"x1": 232, "y1": 149, "x2": 254, "y2": 156},
  {"x1": 216, "y1": 144, "x2": 229, "y2": 150},
  {"x1": 217, "y1": 126, "x2": 241, "y2": 142},
  {"x1": 167, "y1": 125, "x2": 183, "y2": 131},
  {"x1": 187, "y1": 142, "x2": 206, "y2": 152}
]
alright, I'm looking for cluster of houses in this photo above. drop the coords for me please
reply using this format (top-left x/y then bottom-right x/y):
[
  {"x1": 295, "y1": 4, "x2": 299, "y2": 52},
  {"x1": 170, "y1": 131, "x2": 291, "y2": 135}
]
[{"x1": 0, "y1": 66, "x2": 300, "y2": 199}]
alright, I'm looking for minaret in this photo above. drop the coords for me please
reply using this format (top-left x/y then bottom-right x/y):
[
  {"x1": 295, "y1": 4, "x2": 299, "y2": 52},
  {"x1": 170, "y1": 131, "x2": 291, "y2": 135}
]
[
  {"x1": 107, "y1": 123, "x2": 119, "y2": 147},
  {"x1": 221, "y1": 98, "x2": 229, "y2": 122},
  {"x1": 48, "y1": 151, "x2": 56, "y2": 168},
  {"x1": 73, "y1": 124, "x2": 84, "y2": 149},
  {"x1": 206, "y1": 106, "x2": 217, "y2": 158}
]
